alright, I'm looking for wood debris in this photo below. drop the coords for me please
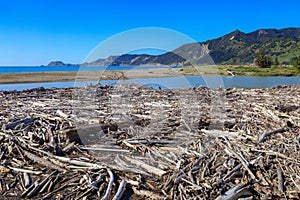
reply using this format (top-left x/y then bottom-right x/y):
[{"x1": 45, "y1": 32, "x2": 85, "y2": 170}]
[{"x1": 0, "y1": 84, "x2": 299, "y2": 199}]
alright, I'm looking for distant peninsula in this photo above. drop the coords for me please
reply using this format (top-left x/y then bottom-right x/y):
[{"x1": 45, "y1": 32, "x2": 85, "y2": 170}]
[
  {"x1": 47, "y1": 61, "x2": 79, "y2": 67},
  {"x1": 47, "y1": 27, "x2": 300, "y2": 67}
]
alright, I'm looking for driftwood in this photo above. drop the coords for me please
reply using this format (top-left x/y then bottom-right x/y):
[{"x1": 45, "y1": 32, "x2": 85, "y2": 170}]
[
  {"x1": 215, "y1": 183, "x2": 253, "y2": 200},
  {"x1": 112, "y1": 179, "x2": 127, "y2": 200},
  {"x1": 101, "y1": 168, "x2": 114, "y2": 200},
  {"x1": 258, "y1": 127, "x2": 286, "y2": 143},
  {"x1": 3, "y1": 117, "x2": 34, "y2": 130},
  {"x1": 0, "y1": 84, "x2": 299, "y2": 199}
]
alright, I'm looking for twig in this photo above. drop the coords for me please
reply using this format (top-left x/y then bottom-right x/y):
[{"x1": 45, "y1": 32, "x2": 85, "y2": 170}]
[{"x1": 258, "y1": 128, "x2": 285, "y2": 143}]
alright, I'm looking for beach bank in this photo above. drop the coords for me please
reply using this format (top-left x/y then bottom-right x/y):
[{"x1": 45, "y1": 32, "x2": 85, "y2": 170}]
[{"x1": 0, "y1": 68, "x2": 182, "y2": 84}]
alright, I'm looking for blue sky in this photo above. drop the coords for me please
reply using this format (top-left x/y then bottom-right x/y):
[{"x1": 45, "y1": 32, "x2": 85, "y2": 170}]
[{"x1": 0, "y1": 0, "x2": 299, "y2": 66}]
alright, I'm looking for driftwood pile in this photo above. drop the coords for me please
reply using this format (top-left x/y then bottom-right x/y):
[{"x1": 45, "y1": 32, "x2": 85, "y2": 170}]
[{"x1": 0, "y1": 84, "x2": 299, "y2": 199}]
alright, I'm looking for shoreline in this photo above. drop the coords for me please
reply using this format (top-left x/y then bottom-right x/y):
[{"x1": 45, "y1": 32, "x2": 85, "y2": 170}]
[
  {"x1": 0, "y1": 66, "x2": 299, "y2": 84},
  {"x1": 0, "y1": 68, "x2": 217, "y2": 84}
]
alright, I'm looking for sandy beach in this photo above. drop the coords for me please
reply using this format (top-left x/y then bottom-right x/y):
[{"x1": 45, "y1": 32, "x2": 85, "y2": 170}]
[{"x1": 0, "y1": 68, "x2": 186, "y2": 84}]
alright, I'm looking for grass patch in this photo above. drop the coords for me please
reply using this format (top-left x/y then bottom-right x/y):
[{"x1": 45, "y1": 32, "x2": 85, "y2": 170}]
[
  {"x1": 180, "y1": 65, "x2": 300, "y2": 76},
  {"x1": 181, "y1": 66, "x2": 222, "y2": 74},
  {"x1": 218, "y1": 65, "x2": 300, "y2": 76}
]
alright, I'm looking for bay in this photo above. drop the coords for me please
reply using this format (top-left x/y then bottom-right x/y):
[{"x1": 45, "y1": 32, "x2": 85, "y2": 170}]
[
  {"x1": 1, "y1": 76, "x2": 300, "y2": 91},
  {"x1": 0, "y1": 65, "x2": 181, "y2": 74}
]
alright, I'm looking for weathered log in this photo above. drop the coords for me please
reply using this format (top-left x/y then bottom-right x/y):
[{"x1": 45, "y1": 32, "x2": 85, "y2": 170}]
[
  {"x1": 112, "y1": 179, "x2": 127, "y2": 200},
  {"x1": 277, "y1": 168, "x2": 284, "y2": 193},
  {"x1": 56, "y1": 110, "x2": 69, "y2": 119},
  {"x1": 124, "y1": 156, "x2": 166, "y2": 176},
  {"x1": 215, "y1": 183, "x2": 253, "y2": 200},
  {"x1": 100, "y1": 168, "x2": 114, "y2": 200},
  {"x1": 3, "y1": 117, "x2": 34, "y2": 130},
  {"x1": 23, "y1": 172, "x2": 32, "y2": 188},
  {"x1": 258, "y1": 128, "x2": 285, "y2": 143}
]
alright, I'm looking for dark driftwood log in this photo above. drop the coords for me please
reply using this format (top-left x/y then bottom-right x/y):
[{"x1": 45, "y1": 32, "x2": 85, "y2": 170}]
[{"x1": 3, "y1": 117, "x2": 34, "y2": 130}]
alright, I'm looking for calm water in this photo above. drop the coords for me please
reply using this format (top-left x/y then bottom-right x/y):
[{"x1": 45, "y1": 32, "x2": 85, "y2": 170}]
[
  {"x1": 0, "y1": 65, "x2": 181, "y2": 74},
  {"x1": 1, "y1": 76, "x2": 300, "y2": 91}
]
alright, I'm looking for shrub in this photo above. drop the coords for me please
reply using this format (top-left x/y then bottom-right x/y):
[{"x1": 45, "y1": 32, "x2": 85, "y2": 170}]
[
  {"x1": 274, "y1": 57, "x2": 279, "y2": 66},
  {"x1": 254, "y1": 54, "x2": 272, "y2": 68},
  {"x1": 293, "y1": 57, "x2": 300, "y2": 71}
]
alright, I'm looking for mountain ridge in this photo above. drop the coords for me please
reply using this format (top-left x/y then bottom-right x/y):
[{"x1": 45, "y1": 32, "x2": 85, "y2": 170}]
[{"x1": 48, "y1": 27, "x2": 300, "y2": 66}]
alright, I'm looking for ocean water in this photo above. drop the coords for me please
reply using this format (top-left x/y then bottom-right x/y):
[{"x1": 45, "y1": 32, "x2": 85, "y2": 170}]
[
  {"x1": 1, "y1": 76, "x2": 300, "y2": 91},
  {"x1": 0, "y1": 65, "x2": 182, "y2": 74}
]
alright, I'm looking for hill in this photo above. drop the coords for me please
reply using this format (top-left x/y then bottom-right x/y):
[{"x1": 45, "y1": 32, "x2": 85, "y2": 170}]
[{"x1": 48, "y1": 28, "x2": 300, "y2": 66}]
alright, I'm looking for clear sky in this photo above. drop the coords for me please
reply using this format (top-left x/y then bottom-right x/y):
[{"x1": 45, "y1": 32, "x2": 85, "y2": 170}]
[{"x1": 0, "y1": 0, "x2": 299, "y2": 66}]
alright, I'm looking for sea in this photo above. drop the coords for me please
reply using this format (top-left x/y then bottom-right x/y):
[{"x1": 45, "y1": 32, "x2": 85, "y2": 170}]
[
  {"x1": 0, "y1": 66, "x2": 300, "y2": 90},
  {"x1": 0, "y1": 65, "x2": 181, "y2": 74}
]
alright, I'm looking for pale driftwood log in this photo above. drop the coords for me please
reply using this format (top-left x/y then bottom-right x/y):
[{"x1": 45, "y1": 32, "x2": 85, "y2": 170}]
[
  {"x1": 7, "y1": 167, "x2": 43, "y2": 175},
  {"x1": 201, "y1": 129, "x2": 240, "y2": 139},
  {"x1": 3, "y1": 117, "x2": 34, "y2": 130},
  {"x1": 215, "y1": 183, "x2": 253, "y2": 200},
  {"x1": 56, "y1": 109, "x2": 69, "y2": 119},
  {"x1": 90, "y1": 173, "x2": 104, "y2": 189},
  {"x1": 22, "y1": 149, "x2": 65, "y2": 171},
  {"x1": 23, "y1": 172, "x2": 32, "y2": 188},
  {"x1": 18, "y1": 137, "x2": 106, "y2": 169},
  {"x1": 258, "y1": 127, "x2": 285, "y2": 143},
  {"x1": 55, "y1": 156, "x2": 105, "y2": 169},
  {"x1": 227, "y1": 70, "x2": 235, "y2": 76},
  {"x1": 123, "y1": 138, "x2": 176, "y2": 145},
  {"x1": 124, "y1": 156, "x2": 166, "y2": 176},
  {"x1": 101, "y1": 168, "x2": 114, "y2": 200},
  {"x1": 132, "y1": 187, "x2": 163, "y2": 200},
  {"x1": 295, "y1": 135, "x2": 300, "y2": 148},
  {"x1": 217, "y1": 140, "x2": 257, "y2": 181},
  {"x1": 222, "y1": 164, "x2": 242, "y2": 181},
  {"x1": 112, "y1": 179, "x2": 127, "y2": 200},
  {"x1": 62, "y1": 141, "x2": 75, "y2": 152},
  {"x1": 277, "y1": 168, "x2": 284, "y2": 193}
]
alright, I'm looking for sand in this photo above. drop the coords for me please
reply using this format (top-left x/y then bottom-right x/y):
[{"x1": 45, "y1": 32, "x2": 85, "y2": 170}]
[{"x1": 0, "y1": 68, "x2": 186, "y2": 84}]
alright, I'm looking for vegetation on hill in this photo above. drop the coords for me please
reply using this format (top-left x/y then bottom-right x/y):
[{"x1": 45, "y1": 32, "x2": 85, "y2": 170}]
[
  {"x1": 293, "y1": 57, "x2": 300, "y2": 72},
  {"x1": 205, "y1": 28, "x2": 300, "y2": 65},
  {"x1": 48, "y1": 28, "x2": 300, "y2": 68}
]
